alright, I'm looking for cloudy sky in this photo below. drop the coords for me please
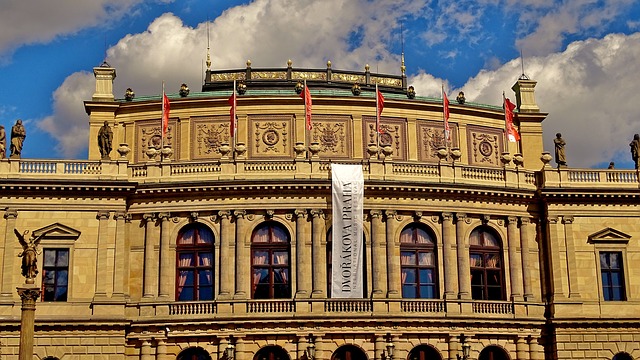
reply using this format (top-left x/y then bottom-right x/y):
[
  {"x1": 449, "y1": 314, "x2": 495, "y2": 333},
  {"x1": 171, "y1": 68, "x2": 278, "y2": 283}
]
[{"x1": 1, "y1": 0, "x2": 639, "y2": 168}]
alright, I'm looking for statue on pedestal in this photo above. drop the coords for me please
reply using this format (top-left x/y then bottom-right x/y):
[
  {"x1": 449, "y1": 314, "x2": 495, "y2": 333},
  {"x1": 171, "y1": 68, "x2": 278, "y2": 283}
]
[
  {"x1": 98, "y1": 121, "x2": 113, "y2": 160},
  {"x1": 0, "y1": 124, "x2": 6, "y2": 158},
  {"x1": 10, "y1": 119, "x2": 26, "y2": 158},
  {"x1": 15, "y1": 229, "x2": 42, "y2": 283},
  {"x1": 630, "y1": 134, "x2": 640, "y2": 169},
  {"x1": 554, "y1": 133, "x2": 567, "y2": 168}
]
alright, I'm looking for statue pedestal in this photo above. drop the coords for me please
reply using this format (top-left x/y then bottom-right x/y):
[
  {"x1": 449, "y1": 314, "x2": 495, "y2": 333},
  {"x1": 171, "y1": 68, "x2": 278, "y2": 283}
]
[{"x1": 17, "y1": 284, "x2": 40, "y2": 360}]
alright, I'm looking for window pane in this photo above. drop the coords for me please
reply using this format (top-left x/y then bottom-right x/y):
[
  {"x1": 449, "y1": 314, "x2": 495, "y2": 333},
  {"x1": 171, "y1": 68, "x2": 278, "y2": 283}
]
[
  {"x1": 56, "y1": 250, "x2": 69, "y2": 266},
  {"x1": 43, "y1": 270, "x2": 55, "y2": 285},
  {"x1": 486, "y1": 254, "x2": 500, "y2": 268},
  {"x1": 178, "y1": 253, "x2": 194, "y2": 267},
  {"x1": 199, "y1": 270, "x2": 213, "y2": 286},
  {"x1": 471, "y1": 286, "x2": 484, "y2": 300},
  {"x1": 253, "y1": 284, "x2": 270, "y2": 299},
  {"x1": 55, "y1": 286, "x2": 68, "y2": 301},
  {"x1": 403, "y1": 269, "x2": 416, "y2": 284},
  {"x1": 199, "y1": 252, "x2": 213, "y2": 267},
  {"x1": 483, "y1": 232, "x2": 499, "y2": 247},
  {"x1": 178, "y1": 287, "x2": 194, "y2": 301},
  {"x1": 253, "y1": 250, "x2": 269, "y2": 265},
  {"x1": 488, "y1": 286, "x2": 502, "y2": 300},
  {"x1": 419, "y1": 269, "x2": 433, "y2": 284},
  {"x1": 418, "y1": 252, "x2": 434, "y2": 266},
  {"x1": 196, "y1": 228, "x2": 214, "y2": 244},
  {"x1": 470, "y1": 254, "x2": 483, "y2": 267},
  {"x1": 179, "y1": 228, "x2": 195, "y2": 244},
  {"x1": 43, "y1": 286, "x2": 55, "y2": 301},
  {"x1": 274, "y1": 283, "x2": 291, "y2": 298},
  {"x1": 609, "y1": 253, "x2": 620, "y2": 269},
  {"x1": 271, "y1": 226, "x2": 288, "y2": 243},
  {"x1": 253, "y1": 227, "x2": 269, "y2": 243},
  {"x1": 469, "y1": 230, "x2": 481, "y2": 246},
  {"x1": 274, "y1": 269, "x2": 289, "y2": 284},
  {"x1": 601, "y1": 273, "x2": 610, "y2": 287},
  {"x1": 401, "y1": 251, "x2": 416, "y2": 265},
  {"x1": 253, "y1": 268, "x2": 269, "y2": 284},
  {"x1": 611, "y1": 272, "x2": 621, "y2": 287},
  {"x1": 44, "y1": 250, "x2": 56, "y2": 267},
  {"x1": 58, "y1": 270, "x2": 68, "y2": 286},
  {"x1": 403, "y1": 285, "x2": 417, "y2": 298},
  {"x1": 183, "y1": 271, "x2": 194, "y2": 286},
  {"x1": 487, "y1": 271, "x2": 500, "y2": 286},
  {"x1": 600, "y1": 253, "x2": 609, "y2": 269},
  {"x1": 612, "y1": 287, "x2": 623, "y2": 301},
  {"x1": 400, "y1": 228, "x2": 413, "y2": 243},
  {"x1": 273, "y1": 251, "x2": 288, "y2": 265},
  {"x1": 415, "y1": 228, "x2": 433, "y2": 244},
  {"x1": 419, "y1": 285, "x2": 435, "y2": 299},
  {"x1": 199, "y1": 286, "x2": 213, "y2": 300},
  {"x1": 471, "y1": 271, "x2": 484, "y2": 286}
]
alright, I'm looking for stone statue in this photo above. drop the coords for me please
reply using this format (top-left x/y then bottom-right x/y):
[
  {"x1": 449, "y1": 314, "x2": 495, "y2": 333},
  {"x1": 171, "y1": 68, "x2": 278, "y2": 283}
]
[
  {"x1": 98, "y1": 121, "x2": 113, "y2": 160},
  {"x1": 15, "y1": 229, "x2": 43, "y2": 283},
  {"x1": 10, "y1": 119, "x2": 26, "y2": 158},
  {"x1": 553, "y1": 133, "x2": 567, "y2": 167},
  {"x1": 630, "y1": 134, "x2": 640, "y2": 169},
  {"x1": 0, "y1": 125, "x2": 6, "y2": 158}
]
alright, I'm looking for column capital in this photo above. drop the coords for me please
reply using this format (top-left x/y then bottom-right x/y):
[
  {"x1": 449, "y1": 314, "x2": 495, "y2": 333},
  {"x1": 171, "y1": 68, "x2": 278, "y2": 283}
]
[
  {"x1": 369, "y1": 209, "x2": 383, "y2": 219},
  {"x1": 310, "y1": 209, "x2": 324, "y2": 219},
  {"x1": 547, "y1": 216, "x2": 558, "y2": 224},
  {"x1": 413, "y1": 211, "x2": 423, "y2": 221},
  {"x1": 17, "y1": 286, "x2": 41, "y2": 303},
  {"x1": 234, "y1": 209, "x2": 248, "y2": 219},
  {"x1": 562, "y1": 216, "x2": 574, "y2": 224},
  {"x1": 142, "y1": 213, "x2": 157, "y2": 222},
  {"x1": 441, "y1": 212, "x2": 454, "y2": 222},
  {"x1": 519, "y1": 217, "x2": 531, "y2": 225},
  {"x1": 4, "y1": 208, "x2": 18, "y2": 220},
  {"x1": 454, "y1": 212, "x2": 467, "y2": 222},
  {"x1": 158, "y1": 212, "x2": 171, "y2": 221},
  {"x1": 294, "y1": 209, "x2": 308, "y2": 219},
  {"x1": 218, "y1": 210, "x2": 232, "y2": 220},
  {"x1": 113, "y1": 211, "x2": 128, "y2": 221},
  {"x1": 384, "y1": 210, "x2": 401, "y2": 222},
  {"x1": 507, "y1": 216, "x2": 518, "y2": 225},
  {"x1": 96, "y1": 211, "x2": 110, "y2": 220}
]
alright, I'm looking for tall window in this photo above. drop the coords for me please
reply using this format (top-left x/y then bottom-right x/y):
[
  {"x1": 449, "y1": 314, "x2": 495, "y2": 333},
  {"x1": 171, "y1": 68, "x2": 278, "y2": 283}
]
[
  {"x1": 176, "y1": 224, "x2": 214, "y2": 301},
  {"x1": 42, "y1": 248, "x2": 69, "y2": 301},
  {"x1": 478, "y1": 346, "x2": 509, "y2": 360},
  {"x1": 469, "y1": 227, "x2": 504, "y2": 300},
  {"x1": 400, "y1": 224, "x2": 438, "y2": 299},
  {"x1": 326, "y1": 229, "x2": 367, "y2": 298},
  {"x1": 408, "y1": 345, "x2": 442, "y2": 360},
  {"x1": 177, "y1": 347, "x2": 212, "y2": 360},
  {"x1": 253, "y1": 346, "x2": 289, "y2": 360},
  {"x1": 251, "y1": 222, "x2": 291, "y2": 299},
  {"x1": 331, "y1": 345, "x2": 368, "y2": 360},
  {"x1": 600, "y1": 252, "x2": 626, "y2": 301}
]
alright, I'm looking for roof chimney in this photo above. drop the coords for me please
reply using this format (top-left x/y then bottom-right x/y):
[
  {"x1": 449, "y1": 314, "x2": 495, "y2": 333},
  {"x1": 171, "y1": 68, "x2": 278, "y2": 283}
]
[{"x1": 92, "y1": 62, "x2": 116, "y2": 101}]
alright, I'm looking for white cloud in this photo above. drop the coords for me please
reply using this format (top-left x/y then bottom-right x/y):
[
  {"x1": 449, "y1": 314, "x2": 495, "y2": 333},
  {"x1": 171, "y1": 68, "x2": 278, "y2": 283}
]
[
  {"x1": 37, "y1": 0, "x2": 428, "y2": 156},
  {"x1": 0, "y1": 0, "x2": 145, "y2": 61}
]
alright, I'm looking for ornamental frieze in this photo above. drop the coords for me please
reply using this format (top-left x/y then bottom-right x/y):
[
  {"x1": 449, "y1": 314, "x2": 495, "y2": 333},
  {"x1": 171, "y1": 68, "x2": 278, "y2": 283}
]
[
  {"x1": 467, "y1": 125, "x2": 503, "y2": 167},
  {"x1": 191, "y1": 116, "x2": 230, "y2": 160},
  {"x1": 249, "y1": 115, "x2": 293, "y2": 158},
  {"x1": 135, "y1": 119, "x2": 176, "y2": 162},
  {"x1": 308, "y1": 115, "x2": 351, "y2": 158},
  {"x1": 417, "y1": 120, "x2": 459, "y2": 162},
  {"x1": 362, "y1": 116, "x2": 407, "y2": 161}
]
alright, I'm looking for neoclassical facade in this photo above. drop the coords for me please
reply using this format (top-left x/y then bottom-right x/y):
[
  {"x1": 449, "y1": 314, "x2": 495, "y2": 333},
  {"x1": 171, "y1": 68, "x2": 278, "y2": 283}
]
[{"x1": 0, "y1": 61, "x2": 638, "y2": 360}]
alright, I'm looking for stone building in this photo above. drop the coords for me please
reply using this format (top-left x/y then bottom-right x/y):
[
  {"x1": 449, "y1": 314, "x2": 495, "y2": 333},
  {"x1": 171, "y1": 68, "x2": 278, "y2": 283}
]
[{"x1": 0, "y1": 60, "x2": 638, "y2": 360}]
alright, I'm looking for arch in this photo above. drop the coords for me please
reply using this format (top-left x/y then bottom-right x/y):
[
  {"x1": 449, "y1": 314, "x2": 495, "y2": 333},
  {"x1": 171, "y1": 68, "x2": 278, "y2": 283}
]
[
  {"x1": 177, "y1": 347, "x2": 212, "y2": 360},
  {"x1": 469, "y1": 225, "x2": 505, "y2": 300},
  {"x1": 613, "y1": 353, "x2": 634, "y2": 360},
  {"x1": 42, "y1": 357, "x2": 61, "y2": 360},
  {"x1": 175, "y1": 223, "x2": 215, "y2": 301},
  {"x1": 407, "y1": 344, "x2": 443, "y2": 360},
  {"x1": 478, "y1": 345, "x2": 510, "y2": 360},
  {"x1": 251, "y1": 221, "x2": 292, "y2": 299},
  {"x1": 253, "y1": 345, "x2": 290, "y2": 360},
  {"x1": 400, "y1": 222, "x2": 438, "y2": 299},
  {"x1": 331, "y1": 344, "x2": 369, "y2": 360},
  {"x1": 326, "y1": 227, "x2": 368, "y2": 298},
  {"x1": 170, "y1": 218, "x2": 219, "y2": 248}
]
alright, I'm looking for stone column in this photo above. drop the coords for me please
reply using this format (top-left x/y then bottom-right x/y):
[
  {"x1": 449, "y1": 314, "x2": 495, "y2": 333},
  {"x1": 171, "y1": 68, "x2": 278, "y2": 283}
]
[
  {"x1": 142, "y1": 213, "x2": 158, "y2": 299},
  {"x1": 218, "y1": 210, "x2": 233, "y2": 298},
  {"x1": 455, "y1": 213, "x2": 471, "y2": 299},
  {"x1": 112, "y1": 212, "x2": 127, "y2": 299},
  {"x1": 310, "y1": 210, "x2": 326, "y2": 298},
  {"x1": 370, "y1": 210, "x2": 386, "y2": 297},
  {"x1": 442, "y1": 212, "x2": 458, "y2": 299},
  {"x1": 234, "y1": 336, "x2": 245, "y2": 360},
  {"x1": 507, "y1": 216, "x2": 524, "y2": 301},
  {"x1": 95, "y1": 211, "x2": 111, "y2": 298},
  {"x1": 156, "y1": 339, "x2": 169, "y2": 360},
  {"x1": 17, "y1": 285, "x2": 41, "y2": 360},
  {"x1": 546, "y1": 217, "x2": 565, "y2": 300},
  {"x1": 158, "y1": 212, "x2": 172, "y2": 299},
  {"x1": 295, "y1": 209, "x2": 311, "y2": 298},
  {"x1": 528, "y1": 336, "x2": 543, "y2": 360},
  {"x1": 563, "y1": 216, "x2": 581, "y2": 299},
  {"x1": 234, "y1": 210, "x2": 249, "y2": 299},
  {"x1": 385, "y1": 210, "x2": 401, "y2": 298},
  {"x1": 140, "y1": 340, "x2": 153, "y2": 360},
  {"x1": 519, "y1": 218, "x2": 534, "y2": 301},
  {"x1": 516, "y1": 336, "x2": 528, "y2": 360},
  {"x1": 1, "y1": 209, "x2": 18, "y2": 299},
  {"x1": 448, "y1": 335, "x2": 459, "y2": 360},
  {"x1": 374, "y1": 334, "x2": 385, "y2": 360}
]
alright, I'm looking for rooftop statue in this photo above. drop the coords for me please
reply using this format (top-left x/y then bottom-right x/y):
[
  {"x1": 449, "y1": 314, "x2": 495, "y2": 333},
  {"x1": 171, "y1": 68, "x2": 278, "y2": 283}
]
[
  {"x1": 98, "y1": 121, "x2": 113, "y2": 160},
  {"x1": 554, "y1": 133, "x2": 567, "y2": 168},
  {"x1": 630, "y1": 134, "x2": 640, "y2": 169},
  {"x1": 10, "y1": 119, "x2": 26, "y2": 159},
  {"x1": 0, "y1": 124, "x2": 6, "y2": 158}
]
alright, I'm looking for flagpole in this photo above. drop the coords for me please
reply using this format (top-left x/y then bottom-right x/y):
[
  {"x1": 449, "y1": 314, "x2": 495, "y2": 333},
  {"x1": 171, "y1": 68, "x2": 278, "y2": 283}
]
[
  {"x1": 303, "y1": 80, "x2": 307, "y2": 147},
  {"x1": 161, "y1": 81, "x2": 165, "y2": 158},
  {"x1": 503, "y1": 91, "x2": 508, "y2": 152},
  {"x1": 375, "y1": 83, "x2": 380, "y2": 151},
  {"x1": 232, "y1": 79, "x2": 237, "y2": 156},
  {"x1": 442, "y1": 84, "x2": 447, "y2": 151}
]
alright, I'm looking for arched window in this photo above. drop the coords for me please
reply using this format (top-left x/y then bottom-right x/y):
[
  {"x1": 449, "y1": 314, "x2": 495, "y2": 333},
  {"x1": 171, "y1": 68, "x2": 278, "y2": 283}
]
[
  {"x1": 478, "y1": 346, "x2": 509, "y2": 360},
  {"x1": 177, "y1": 347, "x2": 212, "y2": 360},
  {"x1": 400, "y1": 224, "x2": 438, "y2": 299},
  {"x1": 469, "y1": 226, "x2": 505, "y2": 300},
  {"x1": 253, "y1": 345, "x2": 289, "y2": 360},
  {"x1": 331, "y1": 345, "x2": 368, "y2": 360},
  {"x1": 613, "y1": 353, "x2": 634, "y2": 360},
  {"x1": 176, "y1": 224, "x2": 214, "y2": 301},
  {"x1": 326, "y1": 229, "x2": 368, "y2": 298},
  {"x1": 251, "y1": 222, "x2": 291, "y2": 299},
  {"x1": 407, "y1": 345, "x2": 442, "y2": 360}
]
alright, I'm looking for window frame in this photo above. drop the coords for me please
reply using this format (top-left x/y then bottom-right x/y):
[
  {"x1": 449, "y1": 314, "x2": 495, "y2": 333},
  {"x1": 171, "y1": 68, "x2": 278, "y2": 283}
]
[
  {"x1": 251, "y1": 222, "x2": 291, "y2": 299},
  {"x1": 596, "y1": 249, "x2": 628, "y2": 302},
  {"x1": 469, "y1": 226, "x2": 505, "y2": 301},
  {"x1": 41, "y1": 247, "x2": 70, "y2": 302},
  {"x1": 175, "y1": 223, "x2": 215, "y2": 301},
  {"x1": 400, "y1": 223, "x2": 438, "y2": 299}
]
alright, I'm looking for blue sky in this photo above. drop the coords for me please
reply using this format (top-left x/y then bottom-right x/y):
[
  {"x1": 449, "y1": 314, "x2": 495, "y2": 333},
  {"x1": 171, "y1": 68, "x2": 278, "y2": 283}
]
[{"x1": 1, "y1": 0, "x2": 640, "y2": 168}]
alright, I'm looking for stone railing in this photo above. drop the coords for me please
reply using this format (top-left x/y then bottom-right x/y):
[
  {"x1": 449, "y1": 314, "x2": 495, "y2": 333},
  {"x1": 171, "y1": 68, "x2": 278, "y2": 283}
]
[
  {"x1": 540, "y1": 167, "x2": 640, "y2": 189},
  {"x1": 0, "y1": 157, "x2": 538, "y2": 191}
]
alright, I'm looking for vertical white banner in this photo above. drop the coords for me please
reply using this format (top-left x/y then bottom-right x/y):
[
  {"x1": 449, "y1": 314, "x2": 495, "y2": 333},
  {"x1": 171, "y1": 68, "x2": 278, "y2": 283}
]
[{"x1": 331, "y1": 163, "x2": 364, "y2": 298}]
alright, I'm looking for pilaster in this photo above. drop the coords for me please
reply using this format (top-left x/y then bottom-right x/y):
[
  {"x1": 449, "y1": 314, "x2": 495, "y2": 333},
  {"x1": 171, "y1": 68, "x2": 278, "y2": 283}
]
[
  {"x1": 295, "y1": 209, "x2": 311, "y2": 298},
  {"x1": 234, "y1": 210, "x2": 249, "y2": 299},
  {"x1": 520, "y1": 217, "x2": 534, "y2": 301},
  {"x1": 310, "y1": 209, "x2": 326, "y2": 299},
  {"x1": 370, "y1": 209, "x2": 386, "y2": 298},
  {"x1": 442, "y1": 212, "x2": 458, "y2": 299},
  {"x1": 158, "y1": 212, "x2": 172, "y2": 299},
  {"x1": 562, "y1": 216, "x2": 581, "y2": 299},
  {"x1": 112, "y1": 212, "x2": 128, "y2": 299},
  {"x1": 142, "y1": 213, "x2": 158, "y2": 299},
  {"x1": 94, "y1": 210, "x2": 111, "y2": 299},
  {"x1": 507, "y1": 216, "x2": 524, "y2": 301},
  {"x1": 218, "y1": 210, "x2": 233, "y2": 299},
  {"x1": 1, "y1": 209, "x2": 18, "y2": 299},
  {"x1": 385, "y1": 210, "x2": 401, "y2": 298},
  {"x1": 455, "y1": 213, "x2": 471, "y2": 300}
]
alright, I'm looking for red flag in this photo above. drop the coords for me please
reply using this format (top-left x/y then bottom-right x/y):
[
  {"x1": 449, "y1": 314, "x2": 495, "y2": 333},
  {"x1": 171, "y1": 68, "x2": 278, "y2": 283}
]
[
  {"x1": 228, "y1": 81, "x2": 237, "y2": 137},
  {"x1": 376, "y1": 85, "x2": 385, "y2": 134},
  {"x1": 162, "y1": 91, "x2": 170, "y2": 137},
  {"x1": 443, "y1": 87, "x2": 450, "y2": 140},
  {"x1": 504, "y1": 95, "x2": 520, "y2": 142},
  {"x1": 299, "y1": 81, "x2": 312, "y2": 130}
]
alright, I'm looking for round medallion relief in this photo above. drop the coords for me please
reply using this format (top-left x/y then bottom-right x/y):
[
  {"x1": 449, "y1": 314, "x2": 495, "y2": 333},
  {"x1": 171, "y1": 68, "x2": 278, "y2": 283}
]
[
  {"x1": 380, "y1": 132, "x2": 393, "y2": 146},
  {"x1": 479, "y1": 140, "x2": 493, "y2": 157},
  {"x1": 262, "y1": 130, "x2": 280, "y2": 146}
]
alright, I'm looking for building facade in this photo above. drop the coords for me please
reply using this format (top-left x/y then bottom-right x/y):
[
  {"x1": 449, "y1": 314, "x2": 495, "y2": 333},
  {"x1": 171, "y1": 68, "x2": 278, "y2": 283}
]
[{"x1": 0, "y1": 61, "x2": 638, "y2": 360}]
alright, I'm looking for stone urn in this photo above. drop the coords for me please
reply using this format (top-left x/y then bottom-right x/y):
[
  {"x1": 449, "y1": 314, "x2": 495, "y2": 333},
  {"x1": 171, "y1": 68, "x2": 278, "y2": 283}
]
[
  {"x1": 145, "y1": 147, "x2": 158, "y2": 160},
  {"x1": 450, "y1": 147, "x2": 462, "y2": 162},
  {"x1": 117, "y1": 143, "x2": 131, "y2": 159},
  {"x1": 540, "y1": 151, "x2": 553, "y2": 167},
  {"x1": 367, "y1": 144, "x2": 379, "y2": 158},
  {"x1": 219, "y1": 143, "x2": 231, "y2": 158},
  {"x1": 161, "y1": 145, "x2": 173, "y2": 160},
  {"x1": 500, "y1": 152, "x2": 512, "y2": 166},
  {"x1": 235, "y1": 142, "x2": 247, "y2": 158},
  {"x1": 294, "y1": 141, "x2": 306, "y2": 158},
  {"x1": 381, "y1": 145, "x2": 393, "y2": 160},
  {"x1": 513, "y1": 153, "x2": 524, "y2": 167},
  {"x1": 436, "y1": 146, "x2": 448, "y2": 162},
  {"x1": 308, "y1": 142, "x2": 321, "y2": 158}
]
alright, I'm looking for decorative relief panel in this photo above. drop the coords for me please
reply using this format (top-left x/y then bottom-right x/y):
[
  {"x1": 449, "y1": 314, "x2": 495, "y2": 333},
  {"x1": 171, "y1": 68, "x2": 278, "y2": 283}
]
[
  {"x1": 210, "y1": 72, "x2": 246, "y2": 81},
  {"x1": 417, "y1": 120, "x2": 459, "y2": 162},
  {"x1": 251, "y1": 71, "x2": 287, "y2": 80},
  {"x1": 191, "y1": 116, "x2": 230, "y2": 160},
  {"x1": 332, "y1": 73, "x2": 366, "y2": 84},
  {"x1": 249, "y1": 115, "x2": 294, "y2": 158},
  {"x1": 291, "y1": 71, "x2": 327, "y2": 81},
  {"x1": 362, "y1": 116, "x2": 407, "y2": 160},
  {"x1": 370, "y1": 76, "x2": 403, "y2": 88},
  {"x1": 135, "y1": 119, "x2": 176, "y2": 162},
  {"x1": 307, "y1": 115, "x2": 351, "y2": 159},
  {"x1": 467, "y1": 125, "x2": 504, "y2": 167}
]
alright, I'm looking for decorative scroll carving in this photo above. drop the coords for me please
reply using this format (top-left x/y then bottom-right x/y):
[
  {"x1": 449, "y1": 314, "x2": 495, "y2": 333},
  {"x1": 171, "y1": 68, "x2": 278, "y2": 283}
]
[
  {"x1": 467, "y1": 125, "x2": 502, "y2": 167},
  {"x1": 249, "y1": 115, "x2": 293, "y2": 158},
  {"x1": 370, "y1": 76, "x2": 403, "y2": 88},
  {"x1": 252, "y1": 71, "x2": 287, "y2": 80},
  {"x1": 308, "y1": 115, "x2": 351, "y2": 158},
  {"x1": 291, "y1": 71, "x2": 327, "y2": 81},
  {"x1": 136, "y1": 120, "x2": 175, "y2": 162},
  {"x1": 363, "y1": 116, "x2": 407, "y2": 160},
  {"x1": 209, "y1": 72, "x2": 246, "y2": 81},
  {"x1": 191, "y1": 116, "x2": 230, "y2": 160},
  {"x1": 332, "y1": 73, "x2": 365, "y2": 83},
  {"x1": 416, "y1": 120, "x2": 459, "y2": 162}
]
